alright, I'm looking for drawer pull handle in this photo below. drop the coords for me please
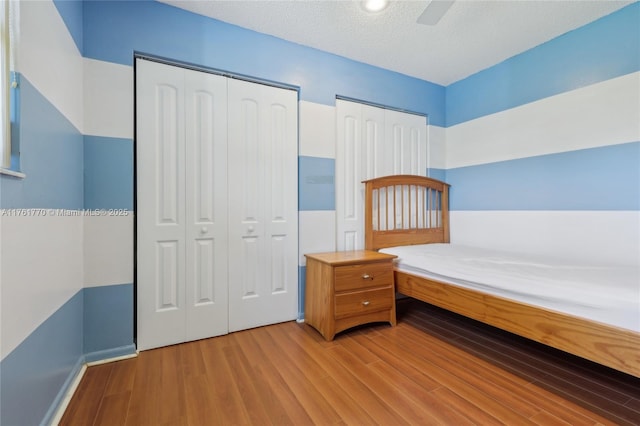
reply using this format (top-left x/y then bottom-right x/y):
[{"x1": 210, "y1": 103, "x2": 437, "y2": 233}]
[
  {"x1": 362, "y1": 274, "x2": 373, "y2": 280},
  {"x1": 362, "y1": 301, "x2": 371, "y2": 306}
]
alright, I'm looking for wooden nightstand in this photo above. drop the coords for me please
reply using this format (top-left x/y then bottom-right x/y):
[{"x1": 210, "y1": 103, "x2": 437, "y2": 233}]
[{"x1": 304, "y1": 250, "x2": 397, "y2": 341}]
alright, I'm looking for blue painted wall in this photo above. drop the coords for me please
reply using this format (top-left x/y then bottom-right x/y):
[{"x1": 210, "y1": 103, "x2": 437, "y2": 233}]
[
  {"x1": 53, "y1": 0, "x2": 84, "y2": 54},
  {"x1": 445, "y1": 3, "x2": 640, "y2": 215},
  {"x1": 83, "y1": 284, "x2": 135, "y2": 358},
  {"x1": 84, "y1": 136, "x2": 134, "y2": 210},
  {"x1": 447, "y1": 142, "x2": 640, "y2": 211},
  {"x1": 0, "y1": 75, "x2": 84, "y2": 210},
  {"x1": 299, "y1": 156, "x2": 336, "y2": 211},
  {"x1": 83, "y1": 0, "x2": 446, "y2": 126},
  {"x1": 446, "y1": 2, "x2": 640, "y2": 126},
  {"x1": 0, "y1": 292, "x2": 84, "y2": 426}
]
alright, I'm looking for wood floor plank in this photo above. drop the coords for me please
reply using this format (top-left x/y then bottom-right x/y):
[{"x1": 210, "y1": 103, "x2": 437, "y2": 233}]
[
  {"x1": 327, "y1": 344, "x2": 443, "y2": 425},
  {"x1": 404, "y1": 301, "x2": 640, "y2": 425},
  {"x1": 124, "y1": 347, "x2": 165, "y2": 426},
  {"x1": 179, "y1": 340, "x2": 208, "y2": 377},
  {"x1": 522, "y1": 381, "x2": 612, "y2": 426},
  {"x1": 255, "y1": 324, "x2": 345, "y2": 425},
  {"x1": 428, "y1": 386, "x2": 504, "y2": 426},
  {"x1": 267, "y1": 322, "x2": 381, "y2": 425},
  {"x1": 223, "y1": 338, "x2": 292, "y2": 425},
  {"x1": 104, "y1": 358, "x2": 136, "y2": 396},
  {"x1": 199, "y1": 338, "x2": 253, "y2": 425},
  {"x1": 157, "y1": 345, "x2": 188, "y2": 425},
  {"x1": 182, "y1": 374, "x2": 225, "y2": 425},
  {"x1": 93, "y1": 391, "x2": 131, "y2": 426},
  {"x1": 233, "y1": 328, "x2": 315, "y2": 425},
  {"x1": 287, "y1": 323, "x2": 412, "y2": 425},
  {"x1": 399, "y1": 323, "x2": 544, "y2": 419},
  {"x1": 530, "y1": 410, "x2": 575, "y2": 426},
  {"x1": 60, "y1": 363, "x2": 112, "y2": 426},
  {"x1": 369, "y1": 330, "x2": 538, "y2": 425},
  {"x1": 62, "y1": 299, "x2": 640, "y2": 426},
  {"x1": 410, "y1": 301, "x2": 635, "y2": 403},
  {"x1": 349, "y1": 329, "x2": 442, "y2": 390},
  {"x1": 371, "y1": 361, "x2": 483, "y2": 425}
]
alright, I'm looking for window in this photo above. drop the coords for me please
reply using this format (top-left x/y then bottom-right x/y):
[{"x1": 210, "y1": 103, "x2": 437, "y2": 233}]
[
  {"x1": 1, "y1": 0, "x2": 17, "y2": 173},
  {"x1": 1, "y1": 0, "x2": 10, "y2": 169}
]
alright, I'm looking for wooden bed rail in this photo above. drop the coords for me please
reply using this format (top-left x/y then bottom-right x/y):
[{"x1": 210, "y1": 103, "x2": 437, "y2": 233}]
[{"x1": 363, "y1": 175, "x2": 450, "y2": 251}]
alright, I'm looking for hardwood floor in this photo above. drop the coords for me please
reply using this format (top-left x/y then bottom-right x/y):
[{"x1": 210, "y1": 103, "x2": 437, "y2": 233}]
[{"x1": 60, "y1": 299, "x2": 640, "y2": 425}]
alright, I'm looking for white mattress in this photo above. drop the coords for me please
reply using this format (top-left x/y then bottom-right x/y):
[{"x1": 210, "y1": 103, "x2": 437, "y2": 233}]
[{"x1": 379, "y1": 244, "x2": 640, "y2": 332}]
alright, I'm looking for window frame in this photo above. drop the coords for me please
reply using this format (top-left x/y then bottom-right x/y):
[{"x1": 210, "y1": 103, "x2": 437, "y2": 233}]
[{"x1": 1, "y1": 0, "x2": 10, "y2": 169}]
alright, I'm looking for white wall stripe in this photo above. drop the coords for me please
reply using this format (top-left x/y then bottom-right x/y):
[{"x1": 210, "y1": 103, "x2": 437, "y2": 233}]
[
  {"x1": 298, "y1": 210, "x2": 336, "y2": 266},
  {"x1": 83, "y1": 215, "x2": 134, "y2": 287},
  {"x1": 18, "y1": 0, "x2": 83, "y2": 134},
  {"x1": 83, "y1": 59, "x2": 134, "y2": 139},
  {"x1": 450, "y1": 211, "x2": 640, "y2": 266},
  {"x1": 446, "y1": 72, "x2": 640, "y2": 169},
  {"x1": 427, "y1": 124, "x2": 446, "y2": 170},
  {"x1": 1, "y1": 214, "x2": 83, "y2": 360},
  {"x1": 299, "y1": 101, "x2": 336, "y2": 159}
]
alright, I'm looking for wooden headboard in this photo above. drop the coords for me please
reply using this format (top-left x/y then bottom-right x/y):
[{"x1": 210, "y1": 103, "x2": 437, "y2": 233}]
[{"x1": 363, "y1": 175, "x2": 450, "y2": 251}]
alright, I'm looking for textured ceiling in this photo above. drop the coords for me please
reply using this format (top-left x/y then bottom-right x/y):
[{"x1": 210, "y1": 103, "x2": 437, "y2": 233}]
[{"x1": 159, "y1": 0, "x2": 633, "y2": 86}]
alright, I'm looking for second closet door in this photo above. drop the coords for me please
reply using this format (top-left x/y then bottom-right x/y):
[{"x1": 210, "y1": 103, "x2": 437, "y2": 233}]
[{"x1": 335, "y1": 100, "x2": 427, "y2": 251}]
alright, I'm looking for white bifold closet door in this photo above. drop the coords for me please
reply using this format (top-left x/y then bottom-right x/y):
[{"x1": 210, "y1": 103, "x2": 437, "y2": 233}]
[
  {"x1": 335, "y1": 99, "x2": 427, "y2": 251},
  {"x1": 136, "y1": 59, "x2": 298, "y2": 350},
  {"x1": 227, "y1": 79, "x2": 299, "y2": 332}
]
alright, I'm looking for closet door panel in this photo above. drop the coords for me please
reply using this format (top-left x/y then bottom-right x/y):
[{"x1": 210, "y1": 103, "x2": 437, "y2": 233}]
[
  {"x1": 228, "y1": 79, "x2": 298, "y2": 332},
  {"x1": 266, "y1": 99, "x2": 297, "y2": 299},
  {"x1": 136, "y1": 59, "x2": 187, "y2": 350},
  {"x1": 184, "y1": 69, "x2": 229, "y2": 341},
  {"x1": 385, "y1": 109, "x2": 427, "y2": 176},
  {"x1": 336, "y1": 100, "x2": 385, "y2": 250},
  {"x1": 336, "y1": 100, "x2": 361, "y2": 251}
]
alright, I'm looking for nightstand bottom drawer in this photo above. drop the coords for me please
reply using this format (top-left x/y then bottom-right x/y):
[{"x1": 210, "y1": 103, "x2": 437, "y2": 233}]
[{"x1": 334, "y1": 287, "x2": 393, "y2": 319}]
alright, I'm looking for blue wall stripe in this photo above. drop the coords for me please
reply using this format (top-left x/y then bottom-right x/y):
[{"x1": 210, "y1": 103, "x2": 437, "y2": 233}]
[
  {"x1": 84, "y1": 136, "x2": 134, "y2": 210},
  {"x1": 82, "y1": 0, "x2": 446, "y2": 125},
  {"x1": 53, "y1": 0, "x2": 83, "y2": 54},
  {"x1": 299, "y1": 156, "x2": 336, "y2": 211},
  {"x1": 298, "y1": 265, "x2": 306, "y2": 320},
  {"x1": 427, "y1": 168, "x2": 446, "y2": 183},
  {"x1": 83, "y1": 283, "x2": 134, "y2": 355},
  {"x1": 0, "y1": 290, "x2": 83, "y2": 426},
  {"x1": 446, "y1": 2, "x2": 640, "y2": 126},
  {"x1": 447, "y1": 142, "x2": 640, "y2": 211},
  {"x1": 0, "y1": 75, "x2": 84, "y2": 209}
]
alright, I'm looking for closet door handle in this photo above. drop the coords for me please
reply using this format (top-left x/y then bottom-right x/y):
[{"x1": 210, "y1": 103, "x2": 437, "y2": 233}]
[{"x1": 200, "y1": 227, "x2": 208, "y2": 234}]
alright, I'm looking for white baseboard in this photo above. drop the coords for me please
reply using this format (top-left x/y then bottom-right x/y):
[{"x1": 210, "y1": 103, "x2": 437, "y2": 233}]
[
  {"x1": 86, "y1": 351, "x2": 138, "y2": 367},
  {"x1": 48, "y1": 350, "x2": 138, "y2": 425},
  {"x1": 49, "y1": 363, "x2": 87, "y2": 426}
]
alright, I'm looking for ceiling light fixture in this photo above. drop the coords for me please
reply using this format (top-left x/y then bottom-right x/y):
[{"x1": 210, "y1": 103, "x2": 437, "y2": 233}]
[{"x1": 362, "y1": 0, "x2": 389, "y2": 13}]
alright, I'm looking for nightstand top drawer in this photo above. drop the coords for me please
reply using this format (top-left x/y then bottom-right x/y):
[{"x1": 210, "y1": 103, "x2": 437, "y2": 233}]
[{"x1": 334, "y1": 262, "x2": 393, "y2": 292}]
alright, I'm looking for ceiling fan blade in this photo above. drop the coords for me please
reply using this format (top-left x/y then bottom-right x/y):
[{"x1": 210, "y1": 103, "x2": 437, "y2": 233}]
[{"x1": 417, "y1": 0, "x2": 455, "y2": 26}]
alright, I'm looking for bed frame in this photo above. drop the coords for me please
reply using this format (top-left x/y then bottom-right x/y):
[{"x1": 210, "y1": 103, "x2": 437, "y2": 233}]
[{"x1": 363, "y1": 174, "x2": 640, "y2": 378}]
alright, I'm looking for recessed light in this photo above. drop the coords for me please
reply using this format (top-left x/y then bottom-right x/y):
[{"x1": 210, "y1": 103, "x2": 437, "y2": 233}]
[{"x1": 362, "y1": 0, "x2": 389, "y2": 13}]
